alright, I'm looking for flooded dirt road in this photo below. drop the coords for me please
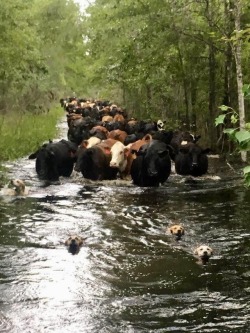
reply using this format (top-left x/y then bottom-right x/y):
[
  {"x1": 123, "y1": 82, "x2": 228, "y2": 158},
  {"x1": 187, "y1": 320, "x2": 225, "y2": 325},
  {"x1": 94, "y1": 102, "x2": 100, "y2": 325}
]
[{"x1": 0, "y1": 119, "x2": 249, "y2": 332}]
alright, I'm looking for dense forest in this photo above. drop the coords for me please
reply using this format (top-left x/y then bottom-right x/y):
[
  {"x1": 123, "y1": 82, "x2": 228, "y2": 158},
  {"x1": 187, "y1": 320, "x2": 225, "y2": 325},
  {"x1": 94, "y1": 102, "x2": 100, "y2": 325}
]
[{"x1": 0, "y1": 0, "x2": 250, "y2": 155}]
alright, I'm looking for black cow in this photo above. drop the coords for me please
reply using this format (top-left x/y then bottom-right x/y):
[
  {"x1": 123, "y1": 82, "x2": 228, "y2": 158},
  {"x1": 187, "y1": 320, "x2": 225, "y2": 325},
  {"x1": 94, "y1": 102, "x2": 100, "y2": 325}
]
[
  {"x1": 29, "y1": 139, "x2": 78, "y2": 181},
  {"x1": 174, "y1": 142, "x2": 210, "y2": 177},
  {"x1": 169, "y1": 130, "x2": 201, "y2": 161},
  {"x1": 152, "y1": 130, "x2": 174, "y2": 145},
  {"x1": 67, "y1": 117, "x2": 97, "y2": 144},
  {"x1": 170, "y1": 130, "x2": 201, "y2": 151},
  {"x1": 130, "y1": 140, "x2": 172, "y2": 187}
]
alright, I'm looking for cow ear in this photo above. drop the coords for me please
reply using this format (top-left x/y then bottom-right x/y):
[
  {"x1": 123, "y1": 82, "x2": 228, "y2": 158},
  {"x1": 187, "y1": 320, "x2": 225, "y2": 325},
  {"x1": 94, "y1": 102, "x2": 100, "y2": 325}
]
[
  {"x1": 202, "y1": 148, "x2": 211, "y2": 154},
  {"x1": 28, "y1": 152, "x2": 37, "y2": 159},
  {"x1": 194, "y1": 135, "x2": 201, "y2": 142},
  {"x1": 82, "y1": 140, "x2": 88, "y2": 148},
  {"x1": 158, "y1": 150, "x2": 168, "y2": 157},
  {"x1": 143, "y1": 134, "x2": 152, "y2": 142},
  {"x1": 124, "y1": 147, "x2": 130, "y2": 157},
  {"x1": 104, "y1": 147, "x2": 111, "y2": 155}
]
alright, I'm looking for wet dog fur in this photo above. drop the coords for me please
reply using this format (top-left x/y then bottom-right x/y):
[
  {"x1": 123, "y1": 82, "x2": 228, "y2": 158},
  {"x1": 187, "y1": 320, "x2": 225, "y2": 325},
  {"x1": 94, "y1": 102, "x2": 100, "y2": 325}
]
[
  {"x1": 194, "y1": 245, "x2": 213, "y2": 264},
  {"x1": 0, "y1": 179, "x2": 29, "y2": 196},
  {"x1": 65, "y1": 235, "x2": 84, "y2": 255},
  {"x1": 167, "y1": 224, "x2": 185, "y2": 241}
]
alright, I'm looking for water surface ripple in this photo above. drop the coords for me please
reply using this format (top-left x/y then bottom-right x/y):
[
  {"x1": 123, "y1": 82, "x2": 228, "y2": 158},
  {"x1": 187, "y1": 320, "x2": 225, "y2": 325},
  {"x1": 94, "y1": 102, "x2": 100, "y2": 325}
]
[{"x1": 0, "y1": 119, "x2": 249, "y2": 332}]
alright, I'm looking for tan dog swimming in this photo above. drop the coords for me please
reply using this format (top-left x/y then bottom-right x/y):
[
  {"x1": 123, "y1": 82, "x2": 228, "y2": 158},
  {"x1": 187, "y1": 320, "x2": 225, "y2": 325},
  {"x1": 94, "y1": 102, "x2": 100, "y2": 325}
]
[
  {"x1": 65, "y1": 235, "x2": 84, "y2": 255},
  {"x1": 167, "y1": 224, "x2": 185, "y2": 241},
  {"x1": 194, "y1": 245, "x2": 213, "y2": 265},
  {"x1": 0, "y1": 179, "x2": 29, "y2": 196}
]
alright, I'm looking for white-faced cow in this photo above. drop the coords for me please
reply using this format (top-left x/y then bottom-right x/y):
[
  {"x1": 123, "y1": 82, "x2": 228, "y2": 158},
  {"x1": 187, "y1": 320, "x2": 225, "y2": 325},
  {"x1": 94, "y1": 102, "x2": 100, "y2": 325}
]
[{"x1": 109, "y1": 141, "x2": 132, "y2": 180}]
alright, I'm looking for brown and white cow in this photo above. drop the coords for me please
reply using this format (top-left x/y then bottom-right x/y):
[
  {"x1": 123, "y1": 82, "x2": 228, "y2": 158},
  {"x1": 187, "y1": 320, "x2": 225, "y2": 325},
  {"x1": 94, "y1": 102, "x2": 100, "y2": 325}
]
[
  {"x1": 75, "y1": 139, "x2": 118, "y2": 180},
  {"x1": 109, "y1": 141, "x2": 131, "y2": 180},
  {"x1": 108, "y1": 134, "x2": 153, "y2": 180}
]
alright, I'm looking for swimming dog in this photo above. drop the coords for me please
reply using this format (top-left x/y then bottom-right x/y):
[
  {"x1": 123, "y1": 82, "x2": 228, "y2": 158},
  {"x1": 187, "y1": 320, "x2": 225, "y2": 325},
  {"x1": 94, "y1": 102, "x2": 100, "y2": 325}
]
[
  {"x1": 194, "y1": 245, "x2": 213, "y2": 264},
  {"x1": 65, "y1": 235, "x2": 84, "y2": 255},
  {"x1": 167, "y1": 224, "x2": 185, "y2": 241},
  {"x1": 0, "y1": 179, "x2": 29, "y2": 196}
]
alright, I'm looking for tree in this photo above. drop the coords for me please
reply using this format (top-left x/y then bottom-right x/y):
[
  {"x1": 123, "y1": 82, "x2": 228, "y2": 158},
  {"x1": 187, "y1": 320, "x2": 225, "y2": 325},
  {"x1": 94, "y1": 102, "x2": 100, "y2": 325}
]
[{"x1": 232, "y1": 0, "x2": 247, "y2": 161}]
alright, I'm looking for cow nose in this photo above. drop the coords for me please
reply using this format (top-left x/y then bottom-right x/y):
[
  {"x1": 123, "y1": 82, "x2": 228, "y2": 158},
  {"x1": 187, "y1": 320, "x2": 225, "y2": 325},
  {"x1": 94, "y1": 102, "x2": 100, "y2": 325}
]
[
  {"x1": 110, "y1": 162, "x2": 118, "y2": 168},
  {"x1": 148, "y1": 169, "x2": 158, "y2": 177}
]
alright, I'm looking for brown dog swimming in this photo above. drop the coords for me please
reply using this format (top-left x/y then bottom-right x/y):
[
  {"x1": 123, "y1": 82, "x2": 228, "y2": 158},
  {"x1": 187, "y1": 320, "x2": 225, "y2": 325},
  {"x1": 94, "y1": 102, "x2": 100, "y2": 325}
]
[
  {"x1": 167, "y1": 224, "x2": 185, "y2": 241},
  {"x1": 65, "y1": 235, "x2": 84, "y2": 255}
]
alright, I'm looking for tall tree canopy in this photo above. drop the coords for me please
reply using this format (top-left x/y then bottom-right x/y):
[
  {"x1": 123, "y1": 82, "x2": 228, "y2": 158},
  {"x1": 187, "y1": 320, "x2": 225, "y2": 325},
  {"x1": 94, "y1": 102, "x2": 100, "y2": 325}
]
[
  {"x1": 0, "y1": 0, "x2": 88, "y2": 113},
  {"x1": 0, "y1": 0, "x2": 249, "y2": 150},
  {"x1": 83, "y1": 0, "x2": 250, "y2": 148}
]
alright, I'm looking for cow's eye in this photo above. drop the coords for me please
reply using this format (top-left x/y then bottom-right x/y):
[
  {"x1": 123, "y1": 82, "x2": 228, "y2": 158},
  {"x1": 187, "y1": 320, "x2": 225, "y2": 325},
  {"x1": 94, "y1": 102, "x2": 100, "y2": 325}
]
[{"x1": 158, "y1": 150, "x2": 168, "y2": 157}]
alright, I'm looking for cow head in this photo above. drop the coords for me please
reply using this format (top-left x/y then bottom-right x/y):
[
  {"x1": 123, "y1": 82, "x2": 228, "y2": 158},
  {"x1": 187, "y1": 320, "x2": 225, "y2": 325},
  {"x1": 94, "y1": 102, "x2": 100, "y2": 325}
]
[{"x1": 157, "y1": 119, "x2": 166, "y2": 131}]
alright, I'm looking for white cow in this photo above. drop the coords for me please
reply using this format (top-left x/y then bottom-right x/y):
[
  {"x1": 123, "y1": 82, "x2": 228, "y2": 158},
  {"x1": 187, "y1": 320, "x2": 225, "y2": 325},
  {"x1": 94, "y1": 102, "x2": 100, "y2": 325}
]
[{"x1": 109, "y1": 141, "x2": 131, "y2": 179}]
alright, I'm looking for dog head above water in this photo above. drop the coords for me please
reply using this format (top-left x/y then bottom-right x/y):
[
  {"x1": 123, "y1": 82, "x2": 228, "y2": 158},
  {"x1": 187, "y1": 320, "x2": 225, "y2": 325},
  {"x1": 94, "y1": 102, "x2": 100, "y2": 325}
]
[
  {"x1": 194, "y1": 245, "x2": 213, "y2": 264},
  {"x1": 167, "y1": 224, "x2": 185, "y2": 240},
  {"x1": 0, "y1": 179, "x2": 29, "y2": 196},
  {"x1": 65, "y1": 235, "x2": 84, "y2": 255}
]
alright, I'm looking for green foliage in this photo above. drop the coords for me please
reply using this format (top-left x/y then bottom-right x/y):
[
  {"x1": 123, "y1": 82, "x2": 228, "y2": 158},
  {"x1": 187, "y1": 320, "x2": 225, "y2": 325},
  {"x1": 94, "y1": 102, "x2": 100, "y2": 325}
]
[
  {"x1": 0, "y1": 0, "x2": 89, "y2": 113},
  {"x1": 82, "y1": 0, "x2": 250, "y2": 138},
  {"x1": 0, "y1": 107, "x2": 62, "y2": 161},
  {"x1": 215, "y1": 106, "x2": 239, "y2": 127},
  {"x1": 215, "y1": 97, "x2": 250, "y2": 187},
  {"x1": 243, "y1": 166, "x2": 250, "y2": 185}
]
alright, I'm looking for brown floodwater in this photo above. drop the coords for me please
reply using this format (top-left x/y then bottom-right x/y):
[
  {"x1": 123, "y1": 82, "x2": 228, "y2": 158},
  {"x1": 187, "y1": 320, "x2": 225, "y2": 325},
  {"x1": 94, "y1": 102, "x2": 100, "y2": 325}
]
[{"x1": 0, "y1": 119, "x2": 249, "y2": 332}]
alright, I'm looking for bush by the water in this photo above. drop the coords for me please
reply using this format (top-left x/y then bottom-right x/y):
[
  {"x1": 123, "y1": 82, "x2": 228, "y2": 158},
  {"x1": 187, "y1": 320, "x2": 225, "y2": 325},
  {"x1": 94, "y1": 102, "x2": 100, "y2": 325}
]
[{"x1": 0, "y1": 107, "x2": 63, "y2": 162}]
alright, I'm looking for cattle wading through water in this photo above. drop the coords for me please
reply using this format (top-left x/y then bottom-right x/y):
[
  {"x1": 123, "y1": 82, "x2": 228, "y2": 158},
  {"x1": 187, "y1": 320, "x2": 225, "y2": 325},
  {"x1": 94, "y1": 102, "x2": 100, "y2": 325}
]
[{"x1": 29, "y1": 97, "x2": 210, "y2": 185}]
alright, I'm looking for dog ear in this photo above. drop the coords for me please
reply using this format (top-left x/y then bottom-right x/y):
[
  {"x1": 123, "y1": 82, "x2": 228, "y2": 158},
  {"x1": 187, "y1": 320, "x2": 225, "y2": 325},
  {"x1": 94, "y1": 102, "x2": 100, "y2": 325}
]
[{"x1": 194, "y1": 249, "x2": 198, "y2": 255}]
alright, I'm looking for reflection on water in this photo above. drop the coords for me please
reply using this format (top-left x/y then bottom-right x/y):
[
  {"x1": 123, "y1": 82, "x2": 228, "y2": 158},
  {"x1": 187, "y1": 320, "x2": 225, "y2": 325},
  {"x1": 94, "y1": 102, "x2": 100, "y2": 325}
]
[{"x1": 0, "y1": 120, "x2": 249, "y2": 332}]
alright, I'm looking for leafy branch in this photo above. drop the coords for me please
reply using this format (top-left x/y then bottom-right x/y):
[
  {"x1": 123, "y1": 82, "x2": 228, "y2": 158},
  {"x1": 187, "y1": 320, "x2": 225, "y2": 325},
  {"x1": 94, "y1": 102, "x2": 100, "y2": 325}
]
[{"x1": 215, "y1": 95, "x2": 250, "y2": 187}]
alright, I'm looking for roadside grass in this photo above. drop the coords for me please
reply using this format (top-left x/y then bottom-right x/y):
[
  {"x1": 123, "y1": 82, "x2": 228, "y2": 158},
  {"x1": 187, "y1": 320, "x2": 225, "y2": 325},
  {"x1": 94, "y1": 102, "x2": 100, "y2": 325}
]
[{"x1": 0, "y1": 106, "x2": 63, "y2": 162}]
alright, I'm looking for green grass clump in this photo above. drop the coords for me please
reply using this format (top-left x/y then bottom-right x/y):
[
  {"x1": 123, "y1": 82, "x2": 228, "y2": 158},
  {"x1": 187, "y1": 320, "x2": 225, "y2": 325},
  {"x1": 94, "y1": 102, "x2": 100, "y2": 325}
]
[{"x1": 0, "y1": 107, "x2": 64, "y2": 162}]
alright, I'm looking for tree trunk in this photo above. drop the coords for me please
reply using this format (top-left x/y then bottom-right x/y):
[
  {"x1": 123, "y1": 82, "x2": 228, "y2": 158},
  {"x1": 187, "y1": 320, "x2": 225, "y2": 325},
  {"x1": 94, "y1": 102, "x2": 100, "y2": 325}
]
[
  {"x1": 205, "y1": 0, "x2": 217, "y2": 150},
  {"x1": 233, "y1": 0, "x2": 247, "y2": 161},
  {"x1": 177, "y1": 45, "x2": 189, "y2": 127}
]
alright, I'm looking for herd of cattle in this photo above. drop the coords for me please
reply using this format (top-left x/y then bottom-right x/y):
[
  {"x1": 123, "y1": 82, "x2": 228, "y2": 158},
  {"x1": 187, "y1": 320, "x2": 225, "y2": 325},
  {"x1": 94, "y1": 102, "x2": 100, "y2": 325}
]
[{"x1": 28, "y1": 97, "x2": 211, "y2": 187}]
